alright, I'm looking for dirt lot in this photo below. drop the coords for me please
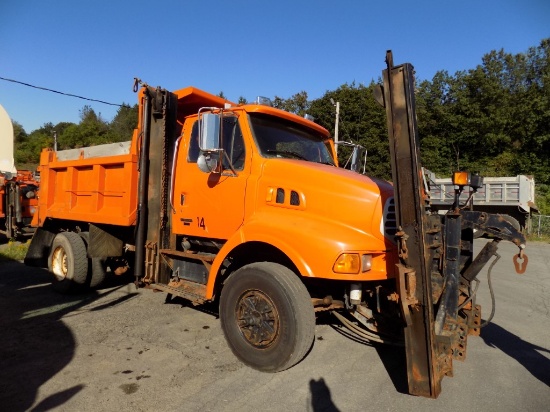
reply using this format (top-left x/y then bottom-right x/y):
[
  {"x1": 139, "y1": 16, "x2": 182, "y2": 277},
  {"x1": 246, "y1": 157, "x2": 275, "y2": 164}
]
[{"x1": 0, "y1": 239, "x2": 549, "y2": 411}]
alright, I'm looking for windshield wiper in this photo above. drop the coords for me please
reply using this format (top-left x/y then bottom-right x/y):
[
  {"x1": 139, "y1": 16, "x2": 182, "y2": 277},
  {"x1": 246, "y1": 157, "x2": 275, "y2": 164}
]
[{"x1": 266, "y1": 149, "x2": 308, "y2": 160}]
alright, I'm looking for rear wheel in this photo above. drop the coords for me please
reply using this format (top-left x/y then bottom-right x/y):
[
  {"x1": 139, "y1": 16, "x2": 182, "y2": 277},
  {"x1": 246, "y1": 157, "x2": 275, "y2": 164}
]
[
  {"x1": 79, "y1": 232, "x2": 108, "y2": 288},
  {"x1": 220, "y1": 262, "x2": 315, "y2": 372},
  {"x1": 48, "y1": 232, "x2": 89, "y2": 293},
  {"x1": 89, "y1": 259, "x2": 108, "y2": 288}
]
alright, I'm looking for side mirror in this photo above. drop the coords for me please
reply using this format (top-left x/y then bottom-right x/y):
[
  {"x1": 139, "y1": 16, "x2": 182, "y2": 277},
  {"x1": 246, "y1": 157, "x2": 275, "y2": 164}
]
[
  {"x1": 197, "y1": 152, "x2": 220, "y2": 173},
  {"x1": 199, "y1": 113, "x2": 221, "y2": 151},
  {"x1": 350, "y1": 146, "x2": 364, "y2": 173}
]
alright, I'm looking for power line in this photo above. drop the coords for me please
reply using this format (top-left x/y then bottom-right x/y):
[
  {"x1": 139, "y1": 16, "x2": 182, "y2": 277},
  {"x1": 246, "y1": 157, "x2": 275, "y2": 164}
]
[{"x1": 0, "y1": 76, "x2": 123, "y2": 107}]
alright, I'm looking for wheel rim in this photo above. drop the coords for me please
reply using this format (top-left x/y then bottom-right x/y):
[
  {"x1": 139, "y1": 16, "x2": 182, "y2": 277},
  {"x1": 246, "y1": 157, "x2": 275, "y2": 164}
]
[
  {"x1": 51, "y1": 246, "x2": 68, "y2": 280},
  {"x1": 236, "y1": 290, "x2": 280, "y2": 349}
]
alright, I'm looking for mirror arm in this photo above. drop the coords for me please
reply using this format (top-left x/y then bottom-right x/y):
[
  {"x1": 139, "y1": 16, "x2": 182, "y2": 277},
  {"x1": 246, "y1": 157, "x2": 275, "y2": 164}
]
[{"x1": 222, "y1": 150, "x2": 238, "y2": 177}]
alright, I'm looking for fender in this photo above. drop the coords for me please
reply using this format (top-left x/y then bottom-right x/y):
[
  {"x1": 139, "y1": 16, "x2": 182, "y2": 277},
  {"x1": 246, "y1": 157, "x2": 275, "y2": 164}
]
[{"x1": 204, "y1": 208, "x2": 391, "y2": 299}]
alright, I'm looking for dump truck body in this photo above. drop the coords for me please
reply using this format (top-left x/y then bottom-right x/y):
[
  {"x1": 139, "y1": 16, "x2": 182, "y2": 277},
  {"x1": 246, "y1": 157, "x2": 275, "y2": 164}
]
[{"x1": 32, "y1": 141, "x2": 138, "y2": 227}]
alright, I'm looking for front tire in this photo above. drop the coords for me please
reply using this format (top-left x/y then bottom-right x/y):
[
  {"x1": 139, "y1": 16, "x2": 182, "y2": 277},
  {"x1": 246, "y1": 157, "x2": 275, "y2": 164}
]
[
  {"x1": 220, "y1": 262, "x2": 315, "y2": 372},
  {"x1": 48, "y1": 232, "x2": 89, "y2": 293}
]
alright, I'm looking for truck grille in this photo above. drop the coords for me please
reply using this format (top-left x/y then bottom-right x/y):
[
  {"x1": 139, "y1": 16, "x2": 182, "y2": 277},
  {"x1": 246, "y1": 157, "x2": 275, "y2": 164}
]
[{"x1": 381, "y1": 197, "x2": 397, "y2": 243}]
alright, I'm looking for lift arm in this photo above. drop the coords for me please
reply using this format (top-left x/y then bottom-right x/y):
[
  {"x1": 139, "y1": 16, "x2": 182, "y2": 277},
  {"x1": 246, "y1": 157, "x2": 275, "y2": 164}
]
[
  {"x1": 376, "y1": 51, "x2": 528, "y2": 398},
  {"x1": 377, "y1": 51, "x2": 444, "y2": 397}
]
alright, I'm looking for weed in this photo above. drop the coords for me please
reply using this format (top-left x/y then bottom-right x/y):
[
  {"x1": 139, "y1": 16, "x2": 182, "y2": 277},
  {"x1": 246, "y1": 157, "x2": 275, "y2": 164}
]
[{"x1": 0, "y1": 240, "x2": 30, "y2": 261}]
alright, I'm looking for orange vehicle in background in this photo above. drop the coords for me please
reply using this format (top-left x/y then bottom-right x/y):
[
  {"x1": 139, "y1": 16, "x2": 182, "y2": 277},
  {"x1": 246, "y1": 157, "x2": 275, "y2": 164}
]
[
  {"x1": 0, "y1": 104, "x2": 39, "y2": 239},
  {"x1": 25, "y1": 53, "x2": 528, "y2": 398},
  {"x1": 0, "y1": 169, "x2": 39, "y2": 239}
]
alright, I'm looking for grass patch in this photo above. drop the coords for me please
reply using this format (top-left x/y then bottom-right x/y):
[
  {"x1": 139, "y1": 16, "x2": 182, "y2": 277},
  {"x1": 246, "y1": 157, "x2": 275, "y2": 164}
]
[
  {"x1": 0, "y1": 240, "x2": 30, "y2": 261},
  {"x1": 526, "y1": 233, "x2": 550, "y2": 243}
]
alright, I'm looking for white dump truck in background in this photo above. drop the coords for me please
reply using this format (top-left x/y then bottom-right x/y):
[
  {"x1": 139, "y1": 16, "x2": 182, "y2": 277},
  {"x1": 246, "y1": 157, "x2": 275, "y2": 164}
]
[{"x1": 425, "y1": 169, "x2": 537, "y2": 232}]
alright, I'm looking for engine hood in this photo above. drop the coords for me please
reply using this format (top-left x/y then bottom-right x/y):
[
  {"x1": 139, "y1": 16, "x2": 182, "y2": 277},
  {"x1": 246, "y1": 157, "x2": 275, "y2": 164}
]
[{"x1": 255, "y1": 159, "x2": 396, "y2": 250}]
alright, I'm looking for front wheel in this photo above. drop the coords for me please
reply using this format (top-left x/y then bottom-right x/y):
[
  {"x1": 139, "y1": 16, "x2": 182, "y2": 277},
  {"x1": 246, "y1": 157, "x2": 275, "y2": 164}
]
[
  {"x1": 48, "y1": 232, "x2": 89, "y2": 293},
  {"x1": 220, "y1": 262, "x2": 315, "y2": 372}
]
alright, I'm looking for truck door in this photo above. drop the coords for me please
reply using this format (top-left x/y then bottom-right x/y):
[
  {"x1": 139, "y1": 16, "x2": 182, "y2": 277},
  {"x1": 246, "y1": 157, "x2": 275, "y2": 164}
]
[{"x1": 173, "y1": 114, "x2": 249, "y2": 239}]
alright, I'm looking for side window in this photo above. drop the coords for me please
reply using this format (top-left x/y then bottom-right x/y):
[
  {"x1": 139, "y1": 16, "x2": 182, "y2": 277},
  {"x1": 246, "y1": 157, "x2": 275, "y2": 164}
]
[
  {"x1": 222, "y1": 116, "x2": 245, "y2": 171},
  {"x1": 187, "y1": 116, "x2": 245, "y2": 171},
  {"x1": 187, "y1": 121, "x2": 200, "y2": 162}
]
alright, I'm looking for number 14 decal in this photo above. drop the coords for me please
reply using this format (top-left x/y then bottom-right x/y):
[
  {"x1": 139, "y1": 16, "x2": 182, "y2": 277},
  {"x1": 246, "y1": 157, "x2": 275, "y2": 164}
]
[{"x1": 197, "y1": 217, "x2": 206, "y2": 229}]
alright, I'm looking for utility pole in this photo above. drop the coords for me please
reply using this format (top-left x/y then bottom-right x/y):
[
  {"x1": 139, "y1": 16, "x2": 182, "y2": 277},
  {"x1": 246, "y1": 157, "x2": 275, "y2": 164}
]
[
  {"x1": 53, "y1": 131, "x2": 57, "y2": 151},
  {"x1": 330, "y1": 99, "x2": 340, "y2": 154}
]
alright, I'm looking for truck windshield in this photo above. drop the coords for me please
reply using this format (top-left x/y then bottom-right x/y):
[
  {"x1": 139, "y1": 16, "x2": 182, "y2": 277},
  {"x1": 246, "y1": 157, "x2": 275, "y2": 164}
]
[{"x1": 249, "y1": 113, "x2": 335, "y2": 166}]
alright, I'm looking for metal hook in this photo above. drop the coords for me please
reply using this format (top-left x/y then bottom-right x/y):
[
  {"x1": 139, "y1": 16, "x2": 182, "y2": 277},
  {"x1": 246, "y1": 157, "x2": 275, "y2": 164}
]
[
  {"x1": 513, "y1": 253, "x2": 528, "y2": 274},
  {"x1": 133, "y1": 77, "x2": 142, "y2": 93}
]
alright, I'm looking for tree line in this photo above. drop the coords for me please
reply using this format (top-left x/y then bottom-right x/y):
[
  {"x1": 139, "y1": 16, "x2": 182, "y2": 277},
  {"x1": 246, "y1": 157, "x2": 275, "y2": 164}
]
[
  {"x1": 274, "y1": 39, "x2": 550, "y2": 213},
  {"x1": 12, "y1": 39, "x2": 550, "y2": 213},
  {"x1": 13, "y1": 104, "x2": 138, "y2": 168}
]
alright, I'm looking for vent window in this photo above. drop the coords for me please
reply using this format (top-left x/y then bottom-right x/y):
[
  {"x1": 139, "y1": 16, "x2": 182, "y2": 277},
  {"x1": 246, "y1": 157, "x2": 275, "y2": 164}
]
[
  {"x1": 382, "y1": 197, "x2": 397, "y2": 242},
  {"x1": 276, "y1": 188, "x2": 285, "y2": 204},
  {"x1": 290, "y1": 190, "x2": 300, "y2": 206}
]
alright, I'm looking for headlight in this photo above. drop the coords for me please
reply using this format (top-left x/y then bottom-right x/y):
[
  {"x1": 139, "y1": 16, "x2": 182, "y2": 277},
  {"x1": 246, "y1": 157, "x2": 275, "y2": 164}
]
[
  {"x1": 333, "y1": 253, "x2": 372, "y2": 274},
  {"x1": 361, "y1": 254, "x2": 372, "y2": 272}
]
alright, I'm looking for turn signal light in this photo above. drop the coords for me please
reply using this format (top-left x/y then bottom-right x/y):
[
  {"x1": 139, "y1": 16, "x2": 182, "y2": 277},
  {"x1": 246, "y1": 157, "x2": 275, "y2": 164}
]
[
  {"x1": 452, "y1": 171, "x2": 484, "y2": 189},
  {"x1": 452, "y1": 171, "x2": 470, "y2": 186},
  {"x1": 333, "y1": 254, "x2": 372, "y2": 274},
  {"x1": 333, "y1": 253, "x2": 360, "y2": 274}
]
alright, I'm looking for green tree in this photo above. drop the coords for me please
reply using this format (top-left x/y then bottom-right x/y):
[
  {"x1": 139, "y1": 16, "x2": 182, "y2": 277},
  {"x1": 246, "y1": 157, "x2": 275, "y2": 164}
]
[
  {"x1": 308, "y1": 82, "x2": 391, "y2": 180},
  {"x1": 416, "y1": 38, "x2": 550, "y2": 185},
  {"x1": 15, "y1": 124, "x2": 54, "y2": 165},
  {"x1": 59, "y1": 106, "x2": 111, "y2": 149},
  {"x1": 273, "y1": 91, "x2": 310, "y2": 117},
  {"x1": 110, "y1": 103, "x2": 138, "y2": 141},
  {"x1": 12, "y1": 120, "x2": 27, "y2": 144}
]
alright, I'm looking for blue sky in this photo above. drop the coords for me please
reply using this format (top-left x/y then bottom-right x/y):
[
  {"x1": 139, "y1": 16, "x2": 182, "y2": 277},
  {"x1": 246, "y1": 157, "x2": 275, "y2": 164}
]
[{"x1": 1, "y1": 0, "x2": 549, "y2": 133}]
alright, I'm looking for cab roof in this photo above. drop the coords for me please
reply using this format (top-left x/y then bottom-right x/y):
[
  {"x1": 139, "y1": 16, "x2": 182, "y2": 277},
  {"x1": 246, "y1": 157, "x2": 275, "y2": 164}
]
[{"x1": 173, "y1": 86, "x2": 329, "y2": 138}]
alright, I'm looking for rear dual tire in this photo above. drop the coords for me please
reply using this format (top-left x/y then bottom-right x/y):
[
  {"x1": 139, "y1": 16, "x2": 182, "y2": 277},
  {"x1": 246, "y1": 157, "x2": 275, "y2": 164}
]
[
  {"x1": 48, "y1": 231, "x2": 108, "y2": 293},
  {"x1": 48, "y1": 232, "x2": 89, "y2": 293},
  {"x1": 79, "y1": 232, "x2": 108, "y2": 288}
]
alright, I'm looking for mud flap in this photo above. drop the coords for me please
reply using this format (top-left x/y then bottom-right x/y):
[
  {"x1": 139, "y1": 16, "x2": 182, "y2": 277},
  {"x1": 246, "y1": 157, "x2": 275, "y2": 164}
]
[{"x1": 24, "y1": 227, "x2": 56, "y2": 267}]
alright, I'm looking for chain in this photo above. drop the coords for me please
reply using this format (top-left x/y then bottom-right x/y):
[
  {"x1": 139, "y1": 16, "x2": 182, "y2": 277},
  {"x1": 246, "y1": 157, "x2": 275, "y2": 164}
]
[{"x1": 160, "y1": 91, "x2": 168, "y2": 231}]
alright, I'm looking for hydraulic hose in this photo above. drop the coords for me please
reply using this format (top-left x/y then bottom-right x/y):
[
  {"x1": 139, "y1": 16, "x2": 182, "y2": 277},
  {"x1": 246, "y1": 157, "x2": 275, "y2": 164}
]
[
  {"x1": 478, "y1": 253, "x2": 500, "y2": 328},
  {"x1": 332, "y1": 311, "x2": 404, "y2": 347}
]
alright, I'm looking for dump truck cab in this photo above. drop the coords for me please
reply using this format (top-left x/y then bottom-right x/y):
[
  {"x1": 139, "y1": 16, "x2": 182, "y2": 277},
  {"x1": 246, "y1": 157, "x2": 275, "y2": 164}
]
[{"x1": 166, "y1": 92, "x2": 398, "y2": 296}]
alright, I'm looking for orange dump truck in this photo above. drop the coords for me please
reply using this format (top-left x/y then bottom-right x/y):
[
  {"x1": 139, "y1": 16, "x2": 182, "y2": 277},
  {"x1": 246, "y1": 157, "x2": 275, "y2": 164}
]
[{"x1": 25, "y1": 53, "x2": 528, "y2": 397}]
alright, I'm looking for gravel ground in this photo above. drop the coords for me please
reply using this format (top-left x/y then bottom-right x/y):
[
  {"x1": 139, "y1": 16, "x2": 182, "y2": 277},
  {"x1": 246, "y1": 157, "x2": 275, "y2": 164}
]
[{"x1": 0, "y1": 239, "x2": 548, "y2": 411}]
